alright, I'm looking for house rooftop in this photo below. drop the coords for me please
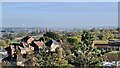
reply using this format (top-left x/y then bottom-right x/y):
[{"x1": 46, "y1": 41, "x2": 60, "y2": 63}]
[
  {"x1": 102, "y1": 51, "x2": 120, "y2": 61},
  {"x1": 93, "y1": 40, "x2": 108, "y2": 44}
]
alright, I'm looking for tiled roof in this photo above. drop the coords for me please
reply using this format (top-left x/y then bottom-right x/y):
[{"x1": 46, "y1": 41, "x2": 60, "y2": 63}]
[
  {"x1": 34, "y1": 41, "x2": 44, "y2": 48},
  {"x1": 102, "y1": 51, "x2": 120, "y2": 61}
]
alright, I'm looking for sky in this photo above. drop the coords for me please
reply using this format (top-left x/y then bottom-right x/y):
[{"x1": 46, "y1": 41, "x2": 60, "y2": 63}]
[
  {"x1": 1, "y1": 0, "x2": 120, "y2": 2},
  {"x1": 1, "y1": 2, "x2": 118, "y2": 29}
]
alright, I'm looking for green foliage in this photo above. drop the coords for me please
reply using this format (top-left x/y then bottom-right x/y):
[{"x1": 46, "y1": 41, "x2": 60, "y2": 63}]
[
  {"x1": 61, "y1": 35, "x2": 67, "y2": 41},
  {"x1": 6, "y1": 39, "x2": 11, "y2": 45},
  {"x1": 90, "y1": 29, "x2": 115, "y2": 40},
  {"x1": 2, "y1": 33, "x2": 16, "y2": 40},
  {"x1": 66, "y1": 31, "x2": 104, "y2": 66},
  {"x1": 1, "y1": 40, "x2": 7, "y2": 48},
  {"x1": 81, "y1": 31, "x2": 94, "y2": 45},
  {"x1": 97, "y1": 30, "x2": 114, "y2": 40},
  {"x1": 34, "y1": 48, "x2": 69, "y2": 66},
  {"x1": 43, "y1": 32, "x2": 61, "y2": 40},
  {"x1": 68, "y1": 42, "x2": 103, "y2": 66},
  {"x1": 67, "y1": 37, "x2": 78, "y2": 45},
  {"x1": 65, "y1": 49, "x2": 71, "y2": 55},
  {"x1": 65, "y1": 32, "x2": 81, "y2": 37}
]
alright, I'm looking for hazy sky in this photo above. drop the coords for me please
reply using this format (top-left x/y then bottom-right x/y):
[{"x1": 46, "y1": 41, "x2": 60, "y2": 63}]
[
  {"x1": 1, "y1": 0, "x2": 120, "y2": 2},
  {"x1": 2, "y1": 2, "x2": 118, "y2": 28}
]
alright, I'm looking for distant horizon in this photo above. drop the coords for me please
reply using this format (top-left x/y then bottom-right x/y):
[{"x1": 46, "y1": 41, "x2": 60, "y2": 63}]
[
  {"x1": 2, "y1": 2, "x2": 118, "y2": 28},
  {"x1": 1, "y1": 25, "x2": 118, "y2": 29}
]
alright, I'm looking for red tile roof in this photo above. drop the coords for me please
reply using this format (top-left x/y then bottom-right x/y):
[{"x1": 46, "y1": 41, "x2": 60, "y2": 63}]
[
  {"x1": 94, "y1": 44, "x2": 109, "y2": 48},
  {"x1": 34, "y1": 41, "x2": 44, "y2": 48}
]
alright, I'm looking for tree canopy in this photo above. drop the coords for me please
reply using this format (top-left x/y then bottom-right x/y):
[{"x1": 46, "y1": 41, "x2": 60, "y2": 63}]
[
  {"x1": 43, "y1": 32, "x2": 61, "y2": 40},
  {"x1": 1, "y1": 40, "x2": 7, "y2": 48}
]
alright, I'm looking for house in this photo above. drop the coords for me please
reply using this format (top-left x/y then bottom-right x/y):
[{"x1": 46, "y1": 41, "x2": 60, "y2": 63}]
[
  {"x1": 1, "y1": 41, "x2": 34, "y2": 66},
  {"x1": 1, "y1": 36, "x2": 63, "y2": 66},
  {"x1": 21, "y1": 36, "x2": 34, "y2": 44},
  {"x1": 5, "y1": 45, "x2": 12, "y2": 56},
  {"x1": 21, "y1": 36, "x2": 44, "y2": 52},
  {"x1": 93, "y1": 40, "x2": 110, "y2": 50},
  {"x1": 45, "y1": 40, "x2": 60, "y2": 52},
  {"x1": 34, "y1": 40, "x2": 44, "y2": 49},
  {"x1": 1, "y1": 36, "x2": 44, "y2": 66},
  {"x1": 93, "y1": 39, "x2": 120, "y2": 51},
  {"x1": 109, "y1": 39, "x2": 120, "y2": 51},
  {"x1": 45, "y1": 40, "x2": 63, "y2": 59},
  {"x1": 0, "y1": 46, "x2": 7, "y2": 62},
  {"x1": 102, "y1": 51, "x2": 120, "y2": 64},
  {"x1": 94, "y1": 44, "x2": 109, "y2": 49},
  {"x1": 30, "y1": 39, "x2": 44, "y2": 52},
  {"x1": 1, "y1": 42, "x2": 21, "y2": 62},
  {"x1": 2, "y1": 46, "x2": 12, "y2": 62}
]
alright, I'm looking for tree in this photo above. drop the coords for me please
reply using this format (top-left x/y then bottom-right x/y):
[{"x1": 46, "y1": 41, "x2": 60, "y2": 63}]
[
  {"x1": 67, "y1": 37, "x2": 79, "y2": 45},
  {"x1": 1, "y1": 40, "x2": 7, "y2": 48},
  {"x1": 34, "y1": 48, "x2": 69, "y2": 67},
  {"x1": 2, "y1": 33, "x2": 16, "y2": 40},
  {"x1": 43, "y1": 32, "x2": 61, "y2": 40},
  {"x1": 69, "y1": 31, "x2": 104, "y2": 66},
  {"x1": 81, "y1": 31, "x2": 94, "y2": 45},
  {"x1": 98, "y1": 33, "x2": 106, "y2": 40},
  {"x1": 6, "y1": 39, "x2": 11, "y2": 45},
  {"x1": 98, "y1": 30, "x2": 114, "y2": 40}
]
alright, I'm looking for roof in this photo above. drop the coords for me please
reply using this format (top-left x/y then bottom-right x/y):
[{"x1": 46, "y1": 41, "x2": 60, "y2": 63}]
[
  {"x1": 34, "y1": 41, "x2": 44, "y2": 48},
  {"x1": 45, "y1": 40, "x2": 59, "y2": 47},
  {"x1": 93, "y1": 40, "x2": 109, "y2": 48},
  {"x1": 21, "y1": 36, "x2": 31, "y2": 42},
  {"x1": 93, "y1": 40, "x2": 108, "y2": 44},
  {"x1": 95, "y1": 44, "x2": 109, "y2": 48},
  {"x1": 109, "y1": 39, "x2": 120, "y2": 46},
  {"x1": 52, "y1": 40, "x2": 59, "y2": 45},
  {"x1": 45, "y1": 40, "x2": 53, "y2": 47},
  {"x1": 102, "y1": 51, "x2": 120, "y2": 61}
]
